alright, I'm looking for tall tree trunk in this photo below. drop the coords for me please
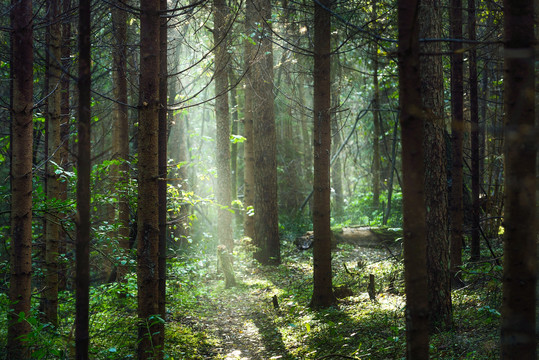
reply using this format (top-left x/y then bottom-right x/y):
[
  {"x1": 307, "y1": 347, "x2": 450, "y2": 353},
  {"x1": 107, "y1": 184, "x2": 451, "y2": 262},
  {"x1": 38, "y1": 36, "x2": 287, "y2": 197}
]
[
  {"x1": 398, "y1": 0, "x2": 429, "y2": 356},
  {"x1": 450, "y1": 0, "x2": 465, "y2": 287},
  {"x1": 59, "y1": 0, "x2": 71, "y2": 291},
  {"x1": 229, "y1": 70, "x2": 239, "y2": 210},
  {"x1": 76, "y1": 0, "x2": 92, "y2": 356},
  {"x1": 371, "y1": 2, "x2": 381, "y2": 210},
  {"x1": 157, "y1": 0, "x2": 168, "y2": 356},
  {"x1": 137, "y1": 0, "x2": 160, "y2": 356},
  {"x1": 111, "y1": 0, "x2": 130, "y2": 281},
  {"x1": 468, "y1": 0, "x2": 480, "y2": 262},
  {"x1": 242, "y1": 0, "x2": 255, "y2": 240},
  {"x1": 419, "y1": 0, "x2": 451, "y2": 331},
  {"x1": 251, "y1": 0, "x2": 280, "y2": 264},
  {"x1": 44, "y1": 0, "x2": 62, "y2": 327},
  {"x1": 331, "y1": 50, "x2": 344, "y2": 219},
  {"x1": 8, "y1": 0, "x2": 34, "y2": 356},
  {"x1": 310, "y1": 0, "x2": 335, "y2": 309},
  {"x1": 213, "y1": 0, "x2": 233, "y2": 250},
  {"x1": 501, "y1": 0, "x2": 536, "y2": 356}
]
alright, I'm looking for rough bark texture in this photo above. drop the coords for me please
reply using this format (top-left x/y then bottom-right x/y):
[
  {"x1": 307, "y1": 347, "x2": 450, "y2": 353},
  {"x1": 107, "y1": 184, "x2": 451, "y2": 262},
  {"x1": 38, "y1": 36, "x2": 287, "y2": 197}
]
[
  {"x1": 398, "y1": 0, "x2": 429, "y2": 356},
  {"x1": 419, "y1": 0, "x2": 451, "y2": 331},
  {"x1": 242, "y1": 0, "x2": 255, "y2": 240},
  {"x1": 44, "y1": 0, "x2": 62, "y2": 327},
  {"x1": 250, "y1": 0, "x2": 280, "y2": 264},
  {"x1": 8, "y1": 0, "x2": 34, "y2": 356},
  {"x1": 157, "y1": 0, "x2": 168, "y2": 356},
  {"x1": 214, "y1": 0, "x2": 234, "y2": 250},
  {"x1": 76, "y1": 0, "x2": 91, "y2": 357},
  {"x1": 501, "y1": 0, "x2": 536, "y2": 356},
  {"x1": 310, "y1": 0, "x2": 336, "y2": 309},
  {"x1": 450, "y1": 0, "x2": 465, "y2": 287},
  {"x1": 137, "y1": 0, "x2": 160, "y2": 357},
  {"x1": 111, "y1": 1, "x2": 130, "y2": 281}
]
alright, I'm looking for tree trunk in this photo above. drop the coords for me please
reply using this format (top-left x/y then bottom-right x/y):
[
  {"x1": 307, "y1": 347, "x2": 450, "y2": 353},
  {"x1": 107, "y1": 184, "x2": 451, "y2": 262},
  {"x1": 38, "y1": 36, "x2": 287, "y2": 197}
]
[
  {"x1": 310, "y1": 0, "x2": 335, "y2": 309},
  {"x1": 450, "y1": 0, "x2": 465, "y2": 287},
  {"x1": 371, "y1": 14, "x2": 381, "y2": 211},
  {"x1": 111, "y1": 0, "x2": 130, "y2": 282},
  {"x1": 468, "y1": 0, "x2": 480, "y2": 262},
  {"x1": 251, "y1": 0, "x2": 280, "y2": 264},
  {"x1": 44, "y1": 0, "x2": 62, "y2": 327},
  {"x1": 331, "y1": 50, "x2": 344, "y2": 219},
  {"x1": 419, "y1": 0, "x2": 451, "y2": 331},
  {"x1": 214, "y1": 0, "x2": 233, "y2": 250},
  {"x1": 243, "y1": 0, "x2": 255, "y2": 240},
  {"x1": 76, "y1": 0, "x2": 92, "y2": 357},
  {"x1": 137, "y1": 0, "x2": 160, "y2": 357},
  {"x1": 501, "y1": 0, "x2": 536, "y2": 356},
  {"x1": 157, "y1": 0, "x2": 168, "y2": 356},
  {"x1": 8, "y1": 0, "x2": 34, "y2": 355},
  {"x1": 398, "y1": 0, "x2": 429, "y2": 356}
]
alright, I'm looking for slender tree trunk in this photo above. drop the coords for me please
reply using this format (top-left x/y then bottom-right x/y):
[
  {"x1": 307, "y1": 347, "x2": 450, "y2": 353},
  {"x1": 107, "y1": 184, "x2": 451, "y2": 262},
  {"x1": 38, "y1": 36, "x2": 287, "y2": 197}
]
[
  {"x1": 383, "y1": 119, "x2": 398, "y2": 225},
  {"x1": 469, "y1": 0, "x2": 480, "y2": 262},
  {"x1": 44, "y1": 0, "x2": 62, "y2": 327},
  {"x1": 137, "y1": 0, "x2": 160, "y2": 356},
  {"x1": 331, "y1": 51, "x2": 344, "y2": 219},
  {"x1": 76, "y1": 0, "x2": 92, "y2": 357},
  {"x1": 111, "y1": 0, "x2": 130, "y2": 281},
  {"x1": 419, "y1": 0, "x2": 451, "y2": 331},
  {"x1": 310, "y1": 0, "x2": 335, "y2": 309},
  {"x1": 157, "y1": 0, "x2": 168, "y2": 356},
  {"x1": 213, "y1": 0, "x2": 233, "y2": 250},
  {"x1": 501, "y1": 0, "x2": 536, "y2": 356},
  {"x1": 229, "y1": 70, "x2": 239, "y2": 209},
  {"x1": 251, "y1": 0, "x2": 280, "y2": 264},
  {"x1": 8, "y1": 0, "x2": 34, "y2": 356},
  {"x1": 243, "y1": 0, "x2": 255, "y2": 240},
  {"x1": 398, "y1": 0, "x2": 429, "y2": 355},
  {"x1": 450, "y1": 0, "x2": 465, "y2": 287},
  {"x1": 372, "y1": 21, "x2": 381, "y2": 210}
]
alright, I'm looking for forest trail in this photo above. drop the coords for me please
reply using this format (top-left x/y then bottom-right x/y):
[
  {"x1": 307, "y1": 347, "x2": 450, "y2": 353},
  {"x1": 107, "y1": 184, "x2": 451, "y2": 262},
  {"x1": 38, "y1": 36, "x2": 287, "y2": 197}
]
[{"x1": 171, "y1": 227, "x2": 402, "y2": 360}]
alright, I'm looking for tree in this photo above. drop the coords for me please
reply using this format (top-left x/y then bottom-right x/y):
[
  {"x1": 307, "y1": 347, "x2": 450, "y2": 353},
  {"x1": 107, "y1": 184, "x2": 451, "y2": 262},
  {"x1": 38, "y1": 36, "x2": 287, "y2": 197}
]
[
  {"x1": 398, "y1": 0, "x2": 429, "y2": 355},
  {"x1": 501, "y1": 0, "x2": 536, "y2": 356},
  {"x1": 111, "y1": 0, "x2": 130, "y2": 281},
  {"x1": 137, "y1": 0, "x2": 161, "y2": 356},
  {"x1": 450, "y1": 0, "x2": 465, "y2": 287},
  {"x1": 213, "y1": 0, "x2": 233, "y2": 250},
  {"x1": 310, "y1": 0, "x2": 336, "y2": 309},
  {"x1": 419, "y1": 0, "x2": 451, "y2": 330},
  {"x1": 76, "y1": 0, "x2": 92, "y2": 357},
  {"x1": 251, "y1": 0, "x2": 280, "y2": 264},
  {"x1": 43, "y1": 0, "x2": 62, "y2": 327},
  {"x1": 8, "y1": 0, "x2": 34, "y2": 355}
]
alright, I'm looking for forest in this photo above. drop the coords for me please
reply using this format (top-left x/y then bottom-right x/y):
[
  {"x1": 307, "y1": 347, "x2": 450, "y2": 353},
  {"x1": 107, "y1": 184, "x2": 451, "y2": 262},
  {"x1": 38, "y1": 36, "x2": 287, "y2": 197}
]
[{"x1": 0, "y1": 0, "x2": 537, "y2": 358}]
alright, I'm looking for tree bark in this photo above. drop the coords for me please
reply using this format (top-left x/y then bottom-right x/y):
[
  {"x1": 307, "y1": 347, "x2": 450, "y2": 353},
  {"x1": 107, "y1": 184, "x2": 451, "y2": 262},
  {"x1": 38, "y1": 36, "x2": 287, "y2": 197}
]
[
  {"x1": 214, "y1": 0, "x2": 234, "y2": 250},
  {"x1": 398, "y1": 0, "x2": 429, "y2": 355},
  {"x1": 76, "y1": 0, "x2": 92, "y2": 357},
  {"x1": 419, "y1": 0, "x2": 451, "y2": 331},
  {"x1": 137, "y1": 0, "x2": 160, "y2": 356},
  {"x1": 501, "y1": 0, "x2": 536, "y2": 356},
  {"x1": 251, "y1": 0, "x2": 280, "y2": 264},
  {"x1": 310, "y1": 0, "x2": 336, "y2": 309},
  {"x1": 8, "y1": 0, "x2": 34, "y2": 356}
]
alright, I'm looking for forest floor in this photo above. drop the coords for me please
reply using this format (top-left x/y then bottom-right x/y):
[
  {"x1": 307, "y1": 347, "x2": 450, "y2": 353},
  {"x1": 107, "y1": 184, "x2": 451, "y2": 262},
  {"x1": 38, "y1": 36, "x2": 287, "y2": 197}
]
[{"x1": 165, "y1": 227, "x2": 503, "y2": 360}]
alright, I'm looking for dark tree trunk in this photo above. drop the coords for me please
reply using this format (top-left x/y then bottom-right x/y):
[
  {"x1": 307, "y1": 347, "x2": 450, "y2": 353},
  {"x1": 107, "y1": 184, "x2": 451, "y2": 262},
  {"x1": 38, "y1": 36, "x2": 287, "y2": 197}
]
[
  {"x1": 450, "y1": 0, "x2": 465, "y2": 287},
  {"x1": 501, "y1": 0, "x2": 536, "y2": 356},
  {"x1": 137, "y1": 0, "x2": 160, "y2": 357},
  {"x1": 157, "y1": 0, "x2": 168, "y2": 356},
  {"x1": 8, "y1": 0, "x2": 34, "y2": 356},
  {"x1": 76, "y1": 0, "x2": 92, "y2": 357},
  {"x1": 468, "y1": 0, "x2": 480, "y2": 262},
  {"x1": 398, "y1": 0, "x2": 429, "y2": 356},
  {"x1": 310, "y1": 0, "x2": 336, "y2": 309},
  {"x1": 419, "y1": 0, "x2": 451, "y2": 331},
  {"x1": 214, "y1": 0, "x2": 233, "y2": 250}
]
